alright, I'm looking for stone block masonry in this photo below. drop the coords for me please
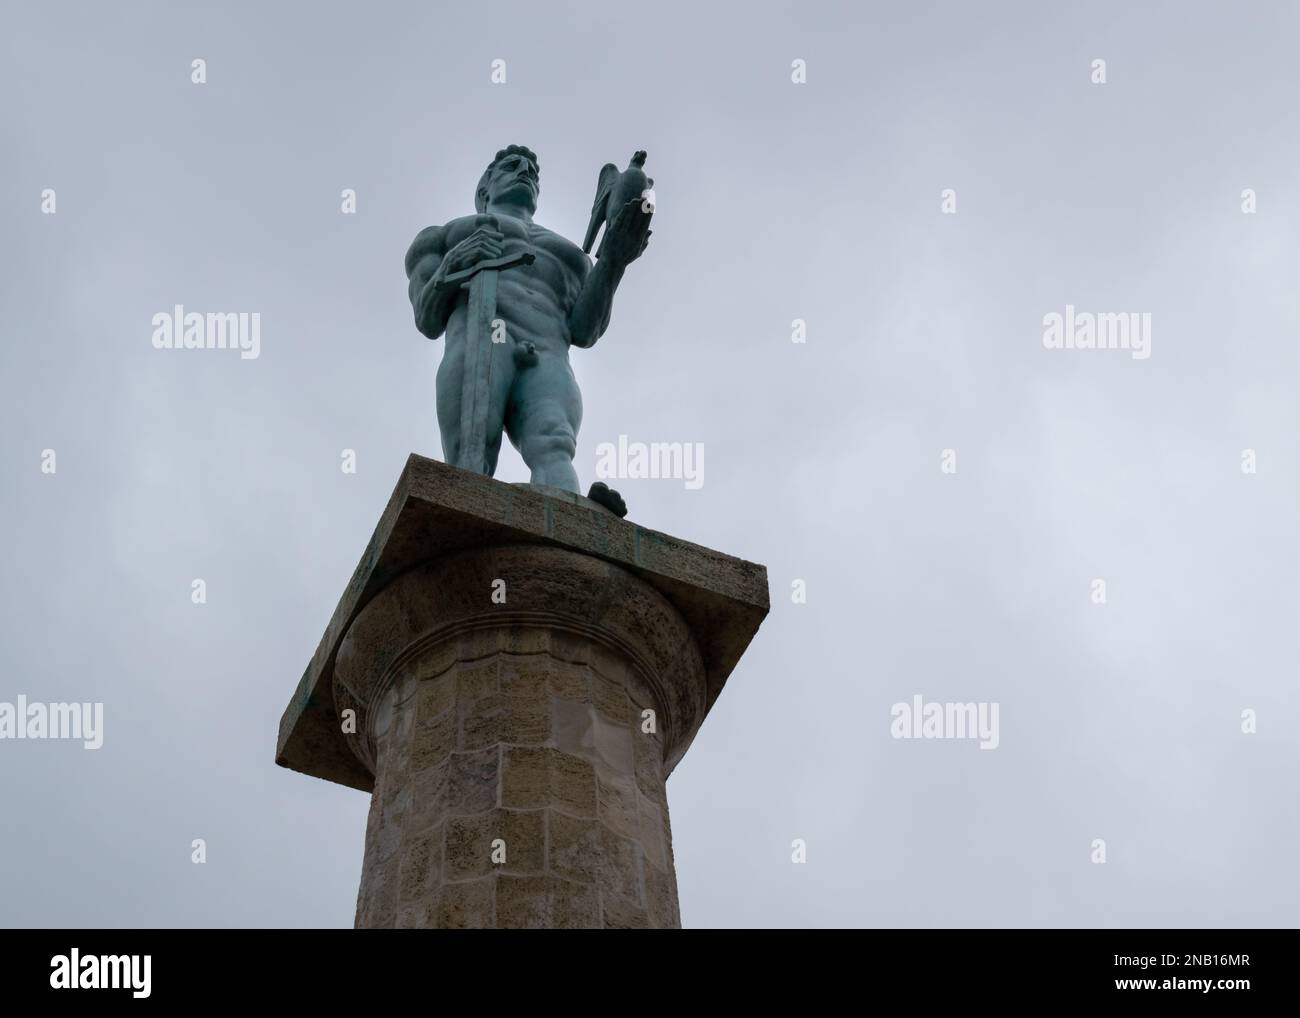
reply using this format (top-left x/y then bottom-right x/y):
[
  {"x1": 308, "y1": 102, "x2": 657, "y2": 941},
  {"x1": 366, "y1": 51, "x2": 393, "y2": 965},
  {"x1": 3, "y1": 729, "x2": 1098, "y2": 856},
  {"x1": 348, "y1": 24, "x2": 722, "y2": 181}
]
[{"x1": 277, "y1": 454, "x2": 768, "y2": 928}]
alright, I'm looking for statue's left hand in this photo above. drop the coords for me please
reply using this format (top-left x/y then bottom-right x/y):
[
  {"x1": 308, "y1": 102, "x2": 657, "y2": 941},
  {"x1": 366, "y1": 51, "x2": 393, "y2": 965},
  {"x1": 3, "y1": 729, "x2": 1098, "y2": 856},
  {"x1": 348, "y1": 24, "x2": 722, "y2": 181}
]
[{"x1": 599, "y1": 198, "x2": 653, "y2": 268}]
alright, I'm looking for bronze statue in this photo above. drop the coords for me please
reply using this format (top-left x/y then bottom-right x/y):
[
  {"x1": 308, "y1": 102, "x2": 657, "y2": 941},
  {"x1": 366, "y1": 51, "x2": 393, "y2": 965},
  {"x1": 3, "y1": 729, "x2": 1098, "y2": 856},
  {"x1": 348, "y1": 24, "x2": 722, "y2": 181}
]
[{"x1": 405, "y1": 145, "x2": 654, "y2": 516}]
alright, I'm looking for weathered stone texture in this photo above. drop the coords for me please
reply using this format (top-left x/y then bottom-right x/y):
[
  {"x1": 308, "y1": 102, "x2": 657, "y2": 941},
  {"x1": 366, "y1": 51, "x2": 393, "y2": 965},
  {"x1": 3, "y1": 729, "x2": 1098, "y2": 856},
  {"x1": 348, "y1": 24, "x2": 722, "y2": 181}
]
[
  {"x1": 276, "y1": 456, "x2": 769, "y2": 928},
  {"x1": 338, "y1": 545, "x2": 697, "y2": 928}
]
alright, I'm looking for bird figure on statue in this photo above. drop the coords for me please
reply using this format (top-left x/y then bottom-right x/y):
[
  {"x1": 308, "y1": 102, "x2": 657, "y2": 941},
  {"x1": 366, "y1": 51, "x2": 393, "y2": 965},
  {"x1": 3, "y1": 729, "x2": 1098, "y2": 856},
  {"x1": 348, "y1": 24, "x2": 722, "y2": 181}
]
[{"x1": 583, "y1": 150, "x2": 654, "y2": 259}]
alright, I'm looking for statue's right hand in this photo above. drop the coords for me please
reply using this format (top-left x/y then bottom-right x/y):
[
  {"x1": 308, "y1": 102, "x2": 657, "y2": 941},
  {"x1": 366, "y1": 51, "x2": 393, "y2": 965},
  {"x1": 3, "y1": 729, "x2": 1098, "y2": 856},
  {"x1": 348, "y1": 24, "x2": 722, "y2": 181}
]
[{"x1": 440, "y1": 221, "x2": 506, "y2": 278}]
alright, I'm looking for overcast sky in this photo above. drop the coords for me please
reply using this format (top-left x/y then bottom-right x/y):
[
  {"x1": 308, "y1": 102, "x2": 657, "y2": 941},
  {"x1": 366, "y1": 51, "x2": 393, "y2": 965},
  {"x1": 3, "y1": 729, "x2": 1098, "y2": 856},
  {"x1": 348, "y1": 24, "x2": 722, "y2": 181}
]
[{"x1": 2, "y1": 0, "x2": 1298, "y2": 928}]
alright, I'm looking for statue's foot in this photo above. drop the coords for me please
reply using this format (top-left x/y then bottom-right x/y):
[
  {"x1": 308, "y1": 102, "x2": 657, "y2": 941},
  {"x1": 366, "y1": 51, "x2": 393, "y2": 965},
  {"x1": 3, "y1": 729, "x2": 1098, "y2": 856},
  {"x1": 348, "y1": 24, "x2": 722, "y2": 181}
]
[{"x1": 587, "y1": 482, "x2": 628, "y2": 518}]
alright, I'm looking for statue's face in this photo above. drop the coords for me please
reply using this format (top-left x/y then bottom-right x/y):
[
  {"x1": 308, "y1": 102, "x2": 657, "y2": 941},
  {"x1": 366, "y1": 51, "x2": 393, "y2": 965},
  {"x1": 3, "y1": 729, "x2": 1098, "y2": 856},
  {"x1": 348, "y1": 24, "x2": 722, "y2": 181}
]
[{"x1": 484, "y1": 152, "x2": 539, "y2": 213}]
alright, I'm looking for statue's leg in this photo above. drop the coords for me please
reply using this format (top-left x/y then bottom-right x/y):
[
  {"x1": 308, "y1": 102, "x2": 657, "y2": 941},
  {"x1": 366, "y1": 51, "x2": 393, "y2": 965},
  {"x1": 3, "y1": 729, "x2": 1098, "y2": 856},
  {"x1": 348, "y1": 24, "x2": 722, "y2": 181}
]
[
  {"x1": 435, "y1": 343, "x2": 463, "y2": 466},
  {"x1": 436, "y1": 336, "x2": 515, "y2": 476},
  {"x1": 507, "y1": 354, "x2": 583, "y2": 492}
]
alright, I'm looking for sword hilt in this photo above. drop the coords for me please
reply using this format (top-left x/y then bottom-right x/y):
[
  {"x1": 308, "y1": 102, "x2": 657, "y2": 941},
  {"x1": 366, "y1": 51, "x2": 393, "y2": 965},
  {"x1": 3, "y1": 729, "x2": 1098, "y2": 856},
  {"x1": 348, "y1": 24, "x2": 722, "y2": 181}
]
[{"x1": 439, "y1": 215, "x2": 536, "y2": 288}]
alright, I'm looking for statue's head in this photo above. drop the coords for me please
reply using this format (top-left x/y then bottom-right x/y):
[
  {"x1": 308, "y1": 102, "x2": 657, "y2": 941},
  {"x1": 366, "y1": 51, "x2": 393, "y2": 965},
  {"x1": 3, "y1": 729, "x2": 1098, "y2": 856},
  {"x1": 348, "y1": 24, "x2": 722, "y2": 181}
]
[{"x1": 476, "y1": 145, "x2": 540, "y2": 215}]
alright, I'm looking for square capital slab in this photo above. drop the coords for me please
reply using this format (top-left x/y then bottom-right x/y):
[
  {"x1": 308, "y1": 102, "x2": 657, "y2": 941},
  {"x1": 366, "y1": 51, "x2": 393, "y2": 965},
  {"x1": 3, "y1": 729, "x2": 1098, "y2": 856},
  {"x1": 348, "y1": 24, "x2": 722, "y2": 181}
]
[{"x1": 276, "y1": 454, "x2": 769, "y2": 792}]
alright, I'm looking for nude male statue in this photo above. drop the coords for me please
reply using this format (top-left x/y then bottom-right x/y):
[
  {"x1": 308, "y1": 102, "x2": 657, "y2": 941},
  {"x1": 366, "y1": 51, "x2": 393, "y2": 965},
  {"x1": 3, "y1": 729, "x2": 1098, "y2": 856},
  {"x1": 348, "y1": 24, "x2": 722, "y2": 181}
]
[{"x1": 404, "y1": 145, "x2": 653, "y2": 516}]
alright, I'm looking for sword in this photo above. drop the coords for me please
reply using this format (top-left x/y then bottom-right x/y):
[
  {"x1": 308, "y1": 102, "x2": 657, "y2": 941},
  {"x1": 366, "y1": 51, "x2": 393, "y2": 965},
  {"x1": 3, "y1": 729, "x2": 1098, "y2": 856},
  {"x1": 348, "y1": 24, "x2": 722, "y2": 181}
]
[{"x1": 435, "y1": 214, "x2": 536, "y2": 475}]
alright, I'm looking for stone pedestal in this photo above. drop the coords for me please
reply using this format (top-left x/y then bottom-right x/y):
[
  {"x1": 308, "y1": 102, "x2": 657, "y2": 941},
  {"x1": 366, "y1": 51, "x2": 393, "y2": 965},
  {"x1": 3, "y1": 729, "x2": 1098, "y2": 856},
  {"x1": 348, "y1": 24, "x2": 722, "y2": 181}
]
[{"x1": 276, "y1": 455, "x2": 768, "y2": 928}]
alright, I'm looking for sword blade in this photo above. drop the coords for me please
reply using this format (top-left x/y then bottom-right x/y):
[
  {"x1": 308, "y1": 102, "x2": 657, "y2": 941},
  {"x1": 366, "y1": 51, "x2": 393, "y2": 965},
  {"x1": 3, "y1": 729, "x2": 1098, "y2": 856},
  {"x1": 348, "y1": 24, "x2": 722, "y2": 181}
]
[{"x1": 457, "y1": 268, "x2": 499, "y2": 474}]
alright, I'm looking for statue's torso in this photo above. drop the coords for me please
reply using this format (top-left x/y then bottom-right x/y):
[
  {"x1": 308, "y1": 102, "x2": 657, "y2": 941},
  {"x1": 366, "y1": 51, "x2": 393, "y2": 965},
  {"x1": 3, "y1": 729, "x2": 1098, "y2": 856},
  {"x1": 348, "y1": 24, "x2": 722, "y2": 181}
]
[{"x1": 442, "y1": 214, "x2": 588, "y2": 355}]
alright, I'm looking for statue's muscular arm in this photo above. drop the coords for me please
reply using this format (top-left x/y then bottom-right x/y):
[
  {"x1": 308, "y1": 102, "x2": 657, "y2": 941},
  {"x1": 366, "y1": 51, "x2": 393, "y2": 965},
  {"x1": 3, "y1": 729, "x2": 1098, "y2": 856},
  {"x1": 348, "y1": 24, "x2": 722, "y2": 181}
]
[
  {"x1": 567, "y1": 200, "x2": 651, "y2": 349},
  {"x1": 567, "y1": 256, "x2": 624, "y2": 350},
  {"x1": 407, "y1": 220, "x2": 511, "y2": 339},
  {"x1": 405, "y1": 225, "x2": 455, "y2": 340}
]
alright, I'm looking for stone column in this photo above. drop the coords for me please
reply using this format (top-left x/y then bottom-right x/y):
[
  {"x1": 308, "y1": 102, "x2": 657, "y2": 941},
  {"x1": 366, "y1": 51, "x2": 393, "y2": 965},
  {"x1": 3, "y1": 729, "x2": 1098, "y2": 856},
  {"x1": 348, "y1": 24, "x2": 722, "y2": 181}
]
[
  {"x1": 336, "y1": 545, "x2": 698, "y2": 928},
  {"x1": 276, "y1": 455, "x2": 768, "y2": 929}
]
